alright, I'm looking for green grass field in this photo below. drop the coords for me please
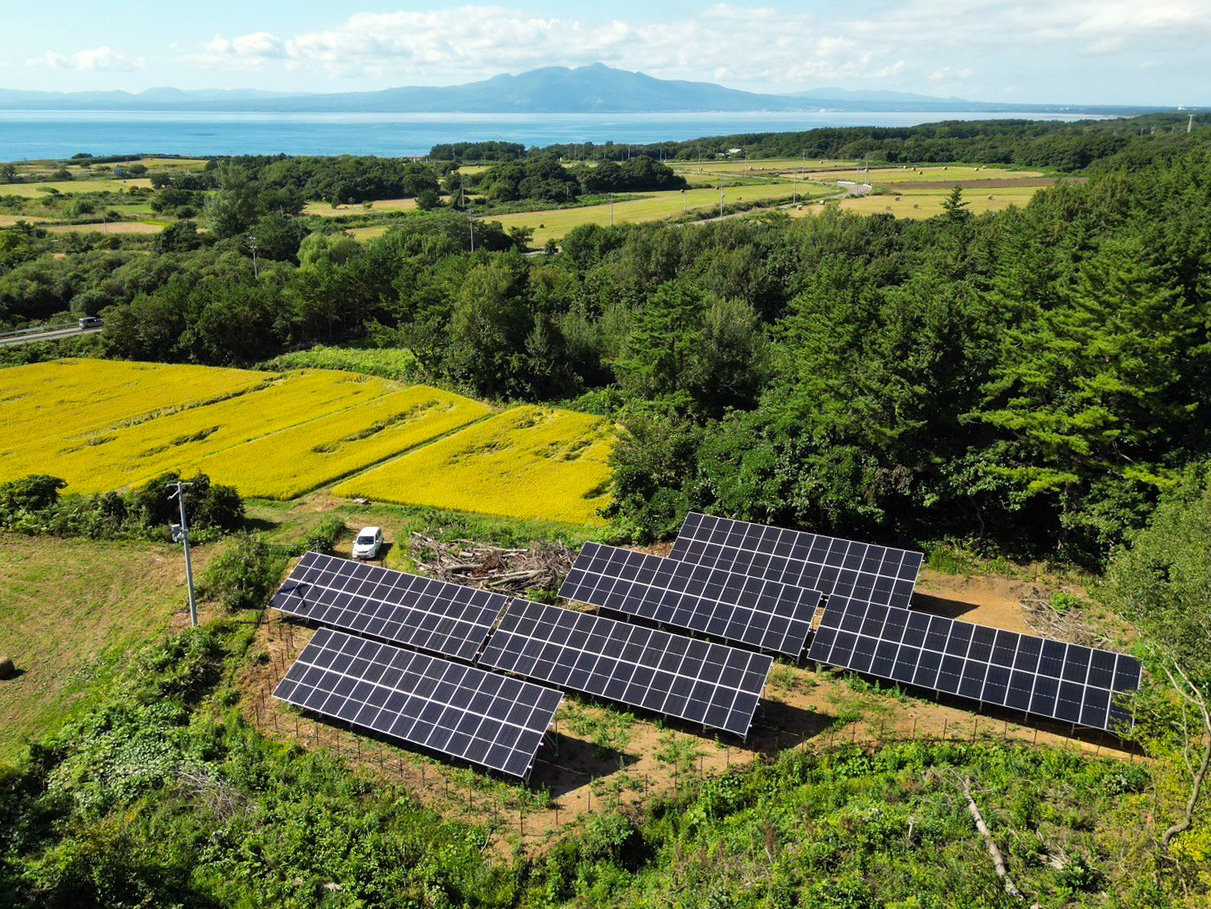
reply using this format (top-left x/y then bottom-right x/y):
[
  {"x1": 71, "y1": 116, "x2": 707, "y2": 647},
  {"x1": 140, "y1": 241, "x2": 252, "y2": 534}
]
[
  {"x1": 792, "y1": 184, "x2": 1044, "y2": 220},
  {"x1": 0, "y1": 537, "x2": 211, "y2": 764},
  {"x1": 0, "y1": 178, "x2": 153, "y2": 197},
  {"x1": 483, "y1": 181, "x2": 803, "y2": 244}
]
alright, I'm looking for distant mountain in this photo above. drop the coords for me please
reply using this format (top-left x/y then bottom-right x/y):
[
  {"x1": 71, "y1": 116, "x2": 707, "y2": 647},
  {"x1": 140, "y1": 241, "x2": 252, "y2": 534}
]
[{"x1": 0, "y1": 65, "x2": 1154, "y2": 115}]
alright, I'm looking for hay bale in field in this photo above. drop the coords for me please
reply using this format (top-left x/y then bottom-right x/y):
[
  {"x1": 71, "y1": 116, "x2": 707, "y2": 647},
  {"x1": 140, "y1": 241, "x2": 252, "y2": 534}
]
[{"x1": 0, "y1": 656, "x2": 14, "y2": 679}]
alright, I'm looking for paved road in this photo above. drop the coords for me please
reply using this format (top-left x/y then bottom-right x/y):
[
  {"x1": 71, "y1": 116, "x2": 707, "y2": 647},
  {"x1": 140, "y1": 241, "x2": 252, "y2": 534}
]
[{"x1": 0, "y1": 324, "x2": 100, "y2": 347}]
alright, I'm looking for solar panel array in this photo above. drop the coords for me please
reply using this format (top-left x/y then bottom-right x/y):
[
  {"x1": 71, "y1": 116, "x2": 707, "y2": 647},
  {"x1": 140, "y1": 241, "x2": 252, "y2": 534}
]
[
  {"x1": 559, "y1": 542, "x2": 821, "y2": 657},
  {"x1": 272, "y1": 551, "x2": 508, "y2": 661},
  {"x1": 671, "y1": 512, "x2": 924, "y2": 609},
  {"x1": 480, "y1": 598, "x2": 773, "y2": 737},
  {"x1": 807, "y1": 597, "x2": 1140, "y2": 731},
  {"x1": 274, "y1": 627, "x2": 563, "y2": 778}
]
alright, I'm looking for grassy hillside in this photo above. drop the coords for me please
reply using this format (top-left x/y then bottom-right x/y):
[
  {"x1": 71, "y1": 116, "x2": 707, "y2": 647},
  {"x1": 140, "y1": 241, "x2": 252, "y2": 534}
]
[{"x1": 0, "y1": 536, "x2": 211, "y2": 764}]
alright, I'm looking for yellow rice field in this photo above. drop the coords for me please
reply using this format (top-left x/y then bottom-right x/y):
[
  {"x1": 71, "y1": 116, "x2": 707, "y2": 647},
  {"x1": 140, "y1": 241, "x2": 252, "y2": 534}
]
[
  {"x1": 0, "y1": 359, "x2": 266, "y2": 442},
  {"x1": 0, "y1": 361, "x2": 611, "y2": 524},
  {"x1": 334, "y1": 405, "x2": 615, "y2": 525},
  {"x1": 194, "y1": 386, "x2": 491, "y2": 499},
  {"x1": 0, "y1": 361, "x2": 488, "y2": 499}
]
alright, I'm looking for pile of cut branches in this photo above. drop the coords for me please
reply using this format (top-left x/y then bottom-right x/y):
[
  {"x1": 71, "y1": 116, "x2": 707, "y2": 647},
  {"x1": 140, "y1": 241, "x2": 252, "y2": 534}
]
[
  {"x1": 1018, "y1": 585, "x2": 1117, "y2": 649},
  {"x1": 409, "y1": 532, "x2": 574, "y2": 597}
]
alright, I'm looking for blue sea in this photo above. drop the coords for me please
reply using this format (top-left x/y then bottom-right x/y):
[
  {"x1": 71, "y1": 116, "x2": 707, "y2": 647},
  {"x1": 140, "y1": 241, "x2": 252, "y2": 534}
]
[{"x1": 0, "y1": 110, "x2": 1103, "y2": 160}]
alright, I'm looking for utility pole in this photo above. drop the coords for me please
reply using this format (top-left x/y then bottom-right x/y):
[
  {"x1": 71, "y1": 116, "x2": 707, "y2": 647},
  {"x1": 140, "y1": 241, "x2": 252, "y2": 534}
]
[
  {"x1": 247, "y1": 234, "x2": 259, "y2": 278},
  {"x1": 468, "y1": 213, "x2": 475, "y2": 252},
  {"x1": 168, "y1": 480, "x2": 198, "y2": 627},
  {"x1": 609, "y1": 192, "x2": 615, "y2": 226},
  {"x1": 719, "y1": 184, "x2": 724, "y2": 219}
]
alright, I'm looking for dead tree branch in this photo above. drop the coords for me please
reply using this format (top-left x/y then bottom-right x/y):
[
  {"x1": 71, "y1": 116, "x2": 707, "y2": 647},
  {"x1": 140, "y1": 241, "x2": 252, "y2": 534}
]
[
  {"x1": 1160, "y1": 659, "x2": 1211, "y2": 850},
  {"x1": 962, "y1": 777, "x2": 1039, "y2": 908}
]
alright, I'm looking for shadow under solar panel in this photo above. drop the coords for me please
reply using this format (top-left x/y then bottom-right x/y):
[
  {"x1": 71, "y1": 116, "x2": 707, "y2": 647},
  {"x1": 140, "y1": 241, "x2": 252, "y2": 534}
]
[
  {"x1": 274, "y1": 627, "x2": 562, "y2": 778},
  {"x1": 670, "y1": 512, "x2": 924, "y2": 609},
  {"x1": 559, "y1": 541, "x2": 820, "y2": 657},
  {"x1": 272, "y1": 551, "x2": 507, "y2": 661},
  {"x1": 808, "y1": 596, "x2": 1139, "y2": 733},
  {"x1": 480, "y1": 598, "x2": 773, "y2": 738}
]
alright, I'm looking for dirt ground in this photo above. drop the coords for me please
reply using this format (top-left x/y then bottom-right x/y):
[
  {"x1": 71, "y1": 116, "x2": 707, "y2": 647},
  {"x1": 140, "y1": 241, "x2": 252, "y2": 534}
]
[
  {"x1": 911, "y1": 569, "x2": 1038, "y2": 633},
  {"x1": 241, "y1": 557, "x2": 1139, "y2": 854}
]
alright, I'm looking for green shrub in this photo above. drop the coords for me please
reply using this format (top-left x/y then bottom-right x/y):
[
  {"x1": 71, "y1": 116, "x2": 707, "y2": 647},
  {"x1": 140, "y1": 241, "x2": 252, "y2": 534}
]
[{"x1": 198, "y1": 535, "x2": 285, "y2": 611}]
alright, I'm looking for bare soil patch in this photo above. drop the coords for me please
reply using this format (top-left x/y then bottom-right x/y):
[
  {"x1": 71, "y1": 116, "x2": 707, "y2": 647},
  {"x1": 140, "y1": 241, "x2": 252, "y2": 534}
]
[{"x1": 911, "y1": 569, "x2": 1036, "y2": 632}]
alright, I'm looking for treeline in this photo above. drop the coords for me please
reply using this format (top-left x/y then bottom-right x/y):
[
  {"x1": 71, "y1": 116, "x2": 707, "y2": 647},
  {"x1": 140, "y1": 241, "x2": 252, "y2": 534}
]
[
  {"x1": 481, "y1": 112, "x2": 1209, "y2": 171},
  {"x1": 146, "y1": 155, "x2": 445, "y2": 215},
  {"x1": 0, "y1": 471, "x2": 243, "y2": 540},
  {"x1": 451, "y1": 153, "x2": 687, "y2": 204}
]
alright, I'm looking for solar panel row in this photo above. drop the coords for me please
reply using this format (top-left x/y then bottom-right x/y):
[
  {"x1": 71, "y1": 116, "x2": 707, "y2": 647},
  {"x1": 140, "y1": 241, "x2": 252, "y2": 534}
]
[
  {"x1": 480, "y1": 598, "x2": 773, "y2": 738},
  {"x1": 273, "y1": 627, "x2": 563, "y2": 778},
  {"x1": 671, "y1": 512, "x2": 924, "y2": 610},
  {"x1": 272, "y1": 551, "x2": 507, "y2": 661},
  {"x1": 560, "y1": 541, "x2": 821, "y2": 657},
  {"x1": 807, "y1": 597, "x2": 1139, "y2": 732}
]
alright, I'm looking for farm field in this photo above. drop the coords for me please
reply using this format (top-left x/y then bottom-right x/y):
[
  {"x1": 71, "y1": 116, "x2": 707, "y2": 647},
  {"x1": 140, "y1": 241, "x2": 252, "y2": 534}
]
[
  {"x1": 0, "y1": 361, "x2": 490, "y2": 498},
  {"x1": 45, "y1": 221, "x2": 164, "y2": 235},
  {"x1": 669, "y1": 156, "x2": 860, "y2": 176},
  {"x1": 0, "y1": 177, "x2": 153, "y2": 197},
  {"x1": 334, "y1": 404, "x2": 615, "y2": 525},
  {"x1": 0, "y1": 358, "x2": 267, "y2": 441},
  {"x1": 304, "y1": 197, "x2": 421, "y2": 217},
  {"x1": 62, "y1": 372, "x2": 469, "y2": 493},
  {"x1": 192, "y1": 385, "x2": 492, "y2": 499},
  {"x1": 814, "y1": 185, "x2": 1043, "y2": 219},
  {"x1": 0, "y1": 536, "x2": 213, "y2": 764},
  {"x1": 339, "y1": 163, "x2": 1057, "y2": 244},
  {"x1": 0, "y1": 360, "x2": 612, "y2": 525},
  {"x1": 478, "y1": 181, "x2": 802, "y2": 244}
]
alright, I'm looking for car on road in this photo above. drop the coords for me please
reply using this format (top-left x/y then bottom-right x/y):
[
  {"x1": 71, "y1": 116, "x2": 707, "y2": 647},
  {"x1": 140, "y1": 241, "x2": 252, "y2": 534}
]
[
  {"x1": 352, "y1": 526, "x2": 384, "y2": 560},
  {"x1": 78, "y1": 316, "x2": 104, "y2": 329}
]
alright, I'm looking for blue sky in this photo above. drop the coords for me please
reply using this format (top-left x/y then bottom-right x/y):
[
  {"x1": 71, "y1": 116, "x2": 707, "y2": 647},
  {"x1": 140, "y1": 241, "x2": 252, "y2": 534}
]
[{"x1": 3, "y1": 1, "x2": 1207, "y2": 105}]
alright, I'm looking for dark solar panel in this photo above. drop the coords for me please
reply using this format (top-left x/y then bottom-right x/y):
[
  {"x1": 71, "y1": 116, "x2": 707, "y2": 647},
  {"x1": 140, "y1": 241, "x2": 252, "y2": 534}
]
[
  {"x1": 272, "y1": 552, "x2": 507, "y2": 661},
  {"x1": 808, "y1": 597, "x2": 1139, "y2": 732},
  {"x1": 480, "y1": 599, "x2": 773, "y2": 738},
  {"x1": 274, "y1": 627, "x2": 562, "y2": 778},
  {"x1": 559, "y1": 542, "x2": 821, "y2": 657},
  {"x1": 671, "y1": 512, "x2": 924, "y2": 609}
]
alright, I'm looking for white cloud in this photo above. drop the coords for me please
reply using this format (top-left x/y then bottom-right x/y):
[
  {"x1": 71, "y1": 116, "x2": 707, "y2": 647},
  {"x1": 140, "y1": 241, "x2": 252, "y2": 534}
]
[
  {"x1": 30, "y1": 46, "x2": 145, "y2": 73},
  {"x1": 177, "y1": 2, "x2": 1211, "y2": 94}
]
